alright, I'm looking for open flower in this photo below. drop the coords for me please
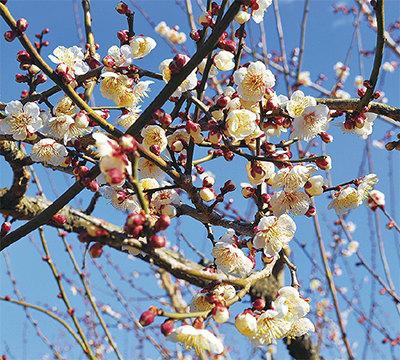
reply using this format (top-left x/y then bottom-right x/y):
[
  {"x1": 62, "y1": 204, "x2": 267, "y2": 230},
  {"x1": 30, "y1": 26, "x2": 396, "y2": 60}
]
[
  {"x1": 138, "y1": 158, "x2": 165, "y2": 181},
  {"x1": 0, "y1": 100, "x2": 42, "y2": 140},
  {"x1": 252, "y1": 310, "x2": 292, "y2": 346},
  {"x1": 283, "y1": 90, "x2": 317, "y2": 118},
  {"x1": 233, "y1": 61, "x2": 275, "y2": 102},
  {"x1": 328, "y1": 174, "x2": 378, "y2": 216},
  {"x1": 49, "y1": 45, "x2": 89, "y2": 75},
  {"x1": 272, "y1": 164, "x2": 318, "y2": 193},
  {"x1": 290, "y1": 104, "x2": 329, "y2": 142},
  {"x1": 159, "y1": 57, "x2": 197, "y2": 97},
  {"x1": 30, "y1": 138, "x2": 68, "y2": 166},
  {"x1": 270, "y1": 190, "x2": 311, "y2": 217},
  {"x1": 225, "y1": 109, "x2": 258, "y2": 140},
  {"x1": 106, "y1": 45, "x2": 134, "y2": 67},
  {"x1": 251, "y1": 0, "x2": 273, "y2": 23},
  {"x1": 141, "y1": 125, "x2": 167, "y2": 152},
  {"x1": 166, "y1": 325, "x2": 224, "y2": 355},
  {"x1": 114, "y1": 107, "x2": 141, "y2": 129},
  {"x1": 253, "y1": 215, "x2": 296, "y2": 256},
  {"x1": 285, "y1": 318, "x2": 315, "y2": 339},
  {"x1": 271, "y1": 287, "x2": 310, "y2": 322},
  {"x1": 212, "y1": 229, "x2": 253, "y2": 277},
  {"x1": 129, "y1": 35, "x2": 156, "y2": 59}
]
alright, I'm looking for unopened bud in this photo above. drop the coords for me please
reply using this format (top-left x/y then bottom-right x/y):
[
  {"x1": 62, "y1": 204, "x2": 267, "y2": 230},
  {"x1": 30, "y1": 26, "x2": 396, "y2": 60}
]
[
  {"x1": 199, "y1": 187, "x2": 216, "y2": 202},
  {"x1": 16, "y1": 18, "x2": 28, "y2": 32},
  {"x1": 319, "y1": 132, "x2": 333, "y2": 143},
  {"x1": 161, "y1": 319, "x2": 174, "y2": 336},
  {"x1": 115, "y1": 1, "x2": 130, "y2": 14},
  {"x1": 4, "y1": 30, "x2": 16, "y2": 42},
  {"x1": 252, "y1": 298, "x2": 266, "y2": 311},
  {"x1": 212, "y1": 305, "x2": 230, "y2": 323},
  {"x1": 89, "y1": 242, "x2": 104, "y2": 258},
  {"x1": 1, "y1": 222, "x2": 11, "y2": 236},
  {"x1": 242, "y1": 186, "x2": 256, "y2": 198},
  {"x1": 139, "y1": 307, "x2": 158, "y2": 326},
  {"x1": 102, "y1": 55, "x2": 116, "y2": 68},
  {"x1": 149, "y1": 234, "x2": 166, "y2": 249},
  {"x1": 154, "y1": 215, "x2": 171, "y2": 232},
  {"x1": 202, "y1": 175, "x2": 215, "y2": 188}
]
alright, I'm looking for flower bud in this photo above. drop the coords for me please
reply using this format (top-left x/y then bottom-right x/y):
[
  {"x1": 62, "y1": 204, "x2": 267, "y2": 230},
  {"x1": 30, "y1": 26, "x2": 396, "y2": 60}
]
[
  {"x1": 235, "y1": 10, "x2": 251, "y2": 24},
  {"x1": 221, "y1": 179, "x2": 236, "y2": 193},
  {"x1": 211, "y1": 2, "x2": 220, "y2": 15},
  {"x1": 89, "y1": 242, "x2": 104, "y2": 258},
  {"x1": 208, "y1": 128, "x2": 222, "y2": 144},
  {"x1": 152, "y1": 108, "x2": 166, "y2": 121},
  {"x1": 115, "y1": 1, "x2": 130, "y2": 14},
  {"x1": 28, "y1": 64, "x2": 41, "y2": 74},
  {"x1": 139, "y1": 307, "x2": 158, "y2": 326},
  {"x1": 219, "y1": 40, "x2": 237, "y2": 53},
  {"x1": 104, "y1": 168, "x2": 125, "y2": 185},
  {"x1": 319, "y1": 132, "x2": 333, "y2": 143},
  {"x1": 4, "y1": 30, "x2": 16, "y2": 42},
  {"x1": 170, "y1": 140, "x2": 184, "y2": 152},
  {"x1": 16, "y1": 18, "x2": 29, "y2": 32},
  {"x1": 198, "y1": 11, "x2": 214, "y2": 27},
  {"x1": 149, "y1": 234, "x2": 166, "y2": 249},
  {"x1": 161, "y1": 319, "x2": 174, "y2": 336},
  {"x1": 117, "y1": 30, "x2": 129, "y2": 43},
  {"x1": 74, "y1": 112, "x2": 90, "y2": 129},
  {"x1": 119, "y1": 134, "x2": 138, "y2": 154},
  {"x1": 315, "y1": 156, "x2": 332, "y2": 170},
  {"x1": 35, "y1": 73, "x2": 47, "y2": 85},
  {"x1": 113, "y1": 190, "x2": 126, "y2": 204},
  {"x1": 242, "y1": 186, "x2": 255, "y2": 198},
  {"x1": 235, "y1": 312, "x2": 257, "y2": 336},
  {"x1": 223, "y1": 150, "x2": 234, "y2": 162},
  {"x1": 1, "y1": 222, "x2": 11, "y2": 237},
  {"x1": 16, "y1": 50, "x2": 31, "y2": 63},
  {"x1": 252, "y1": 298, "x2": 266, "y2": 310},
  {"x1": 199, "y1": 187, "x2": 216, "y2": 202},
  {"x1": 52, "y1": 213, "x2": 67, "y2": 226},
  {"x1": 102, "y1": 55, "x2": 116, "y2": 68},
  {"x1": 15, "y1": 74, "x2": 29, "y2": 83},
  {"x1": 305, "y1": 205, "x2": 317, "y2": 217},
  {"x1": 89, "y1": 181, "x2": 100, "y2": 192},
  {"x1": 212, "y1": 305, "x2": 230, "y2": 323},
  {"x1": 54, "y1": 63, "x2": 70, "y2": 77},
  {"x1": 202, "y1": 175, "x2": 215, "y2": 188},
  {"x1": 154, "y1": 215, "x2": 171, "y2": 232},
  {"x1": 190, "y1": 30, "x2": 201, "y2": 42}
]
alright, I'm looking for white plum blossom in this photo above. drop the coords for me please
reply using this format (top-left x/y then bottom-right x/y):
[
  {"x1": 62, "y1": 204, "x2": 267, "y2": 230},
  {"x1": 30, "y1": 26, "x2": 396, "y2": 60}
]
[
  {"x1": 233, "y1": 61, "x2": 275, "y2": 102},
  {"x1": 272, "y1": 164, "x2": 318, "y2": 193},
  {"x1": 334, "y1": 112, "x2": 377, "y2": 138},
  {"x1": 334, "y1": 61, "x2": 350, "y2": 82},
  {"x1": 246, "y1": 160, "x2": 275, "y2": 186},
  {"x1": 102, "y1": 186, "x2": 140, "y2": 212},
  {"x1": 283, "y1": 90, "x2": 317, "y2": 118},
  {"x1": 114, "y1": 107, "x2": 141, "y2": 129},
  {"x1": 364, "y1": 189, "x2": 385, "y2": 210},
  {"x1": 213, "y1": 50, "x2": 235, "y2": 71},
  {"x1": 30, "y1": 138, "x2": 68, "y2": 166},
  {"x1": 270, "y1": 190, "x2": 311, "y2": 217},
  {"x1": 155, "y1": 21, "x2": 186, "y2": 44},
  {"x1": 49, "y1": 45, "x2": 89, "y2": 75},
  {"x1": 0, "y1": 100, "x2": 42, "y2": 140},
  {"x1": 129, "y1": 35, "x2": 156, "y2": 59},
  {"x1": 138, "y1": 158, "x2": 165, "y2": 181},
  {"x1": 190, "y1": 284, "x2": 235, "y2": 312},
  {"x1": 328, "y1": 174, "x2": 379, "y2": 216},
  {"x1": 290, "y1": 104, "x2": 329, "y2": 142},
  {"x1": 141, "y1": 125, "x2": 167, "y2": 152},
  {"x1": 305, "y1": 175, "x2": 328, "y2": 197},
  {"x1": 166, "y1": 325, "x2": 224, "y2": 355},
  {"x1": 159, "y1": 57, "x2": 197, "y2": 97},
  {"x1": 106, "y1": 45, "x2": 134, "y2": 67},
  {"x1": 211, "y1": 229, "x2": 253, "y2": 277},
  {"x1": 225, "y1": 109, "x2": 258, "y2": 140},
  {"x1": 198, "y1": 58, "x2": 218, "y2": 78},
  {"x1": 251, "y1": 0, "x2": 273, "y2": 23},
  {"x1": 253, "y1": 215, "x2": 296, "y2": 256}
]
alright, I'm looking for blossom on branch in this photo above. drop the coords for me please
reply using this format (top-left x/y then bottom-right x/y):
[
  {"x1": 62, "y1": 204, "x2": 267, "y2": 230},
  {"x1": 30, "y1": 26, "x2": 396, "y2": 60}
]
[
  {"x1": 129, "y1": 35, "x2": 156, "y2": 59},
  {"x1": 30, "y1": 138, "x2": 68, "y2": 166},
  {"x1": 0, "y1": 100, "x2": 42, "y2": 140},
  {"x1": 49, "y1": 45, "x2": 89, "y2": 75}
]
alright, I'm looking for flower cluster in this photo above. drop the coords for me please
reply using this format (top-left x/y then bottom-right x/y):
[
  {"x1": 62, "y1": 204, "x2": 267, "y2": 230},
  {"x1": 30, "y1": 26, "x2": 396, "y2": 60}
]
[
  {"x1": 236, "y1": 287, "x2": 314, "y2": 346},
  {"x1": 155, "y1": 21, "x2": 187, "y2": 44}
]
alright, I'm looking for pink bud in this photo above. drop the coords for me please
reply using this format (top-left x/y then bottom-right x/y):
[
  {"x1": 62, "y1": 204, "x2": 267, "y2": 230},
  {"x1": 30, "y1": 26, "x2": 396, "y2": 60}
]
[
  {"x1": 319, "y1": 132, "x2": 333, "y2": 143},
  {"x1": 15, "y1": 74, "x2": 29, "y2": 83},
  {"x1": 16, "y1": 50, "x2": 31, "y2": 63},
  {"x1": 4, "y1": 30, "x2": 16, "y2": 42},
  {"x1": 35, "y1": 73, "x2": 47, "y2": 84},
  {"x1": 261, "y1": 193, "x2": 271, "y2": 204},
  {"x1": 117, "y1": 30, "x2": 129, "y2": 43},
  {"x1": 89, "y1": 243, "x2": 104, "y2": 258},
  {"x1": 161, "y1": 319, "x2": 174, "y2": 336},
  {"x1": 149, "y1": 144, "x2": 161, "y2": 155},
  {"x1": 221, "y1": 179, "x2": 236, "y2": 193},
  {"x1": 89, "y1": 181, "x2": 100, "y2": 192},
  {"x1": 115, "y1": 1, "x2": 130, "y2": 14},
  {"x1": 190, "y1": 30, "x2": 201, "y2": 42},
  {"x1": 152, "y1": 108, "x2": 166, "y2": 121},
  {"x1": 16, "y1": 18, "x2": 28, "y2": 32},
  {"x1": 252, "y1": 298, "x2": 266, "y2": 310},
  {"x1": 1, "y1": 222, "x2": 11, "y2": 236},
  {"x1": 305, "y1": 205, "x2": 316, "y2": 217},
  {"x1": 219, "y1": 40, "x2": 237, "y2": 53},
  {"x1": 139, "y1": 307, "x2": 157, "y2": 326},
  {"x1": 202, "y1": 175, "x2": 215, "y2": 187},
  {"x1": 52, "y1": 213, "x2": 67, "y2": 225},
  {"x1": 315, "y1": 156, "x2": 332, "y2": 170},
  {"x1": 198, "y1": 11, "x2": 214, "y2": 27},
  {"x1": 104, "y1": 168, "x2": 125, "y2": 185},
  {"x1": 242, "y1": 186, "x2": 255, "y2": 198},
  {"x1": 223, "y1": 151, "x2": 234, "y2": 162},
  {"x1": 154, "y1": 215, "x2": 171, "y2": 232},
  {"x1": 149, "y1": 234, "x2": 166, "y2": 249},
  {"x1": 119, "y1": 135, "x2": 138, "y2": 154}
]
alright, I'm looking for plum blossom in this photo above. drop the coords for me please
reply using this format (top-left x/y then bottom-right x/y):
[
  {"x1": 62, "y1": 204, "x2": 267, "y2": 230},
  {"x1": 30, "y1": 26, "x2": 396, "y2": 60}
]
[
  {"x1": 235, "y1": 312, "x2": 258, "y2": 336},
  {"x1": 272, "y1": 164, "x2": 318, "y2": 193},
  {"x1": 198, "y1": 58, "x2": 218, "y2": 78},
  {"x1": 106, "y1": 45, "x2": 134, "y2": 67},
  {"x1": 211, "y1": 229, "x2": 254, "y2": 277},
  {"x1": 213, "y1": 50, "x2": 235, "y2": 71},
  {"x1": 138, "y1": 158, "x2": 165, "y2": 181},
  {"x1": 0, "y1": 100, "x2": 42, "y2": 140},
  {"x1": 114, "y1": 107, "x2": 141, "y2": 129},
  {"x1": 166, "y1": 325, "x2": 224, "y2": 355},
  {"x1": 334, "y1": 112, "x2": 377, "y2": 138},
  {"x1": 141, "y1": 125, "x2": 167, "y2": 152},
  {"x1": 253, "y1": 215, "x2": 296, "y2": 256},
  {"x1": 129, "y1": 35, "x2": 156, "y2": 59},
  {"x1": 100, "y1": 72, "x2": 131, "y2": 100},
  {"x1": 152, "y1": 182, "x2": 181, "y2": 217},
  {"x1": 102, "y1": 186, "x2": 140, "y2": 212},
  {"x1": 282, "y1": 90, "x2": 317, "y2": 118},
  {"x1": 286, "y1": 318, "x2": 315, "y2": 339},
  {"x1": 225, "y1": 109, "x2": 258, "y2": 140},
  {"x1": 328, "y1": 174, "x2": 379, "y2": 216},
  {"x1": 190, "y1": 284, "x2": 235, "y2": 312},
  {"x1": 305, "y1": 175, "x2": 328, "y2": 197},
  {"x1": 246, "y1": 160, "x2": 275, "y2": 186},
  {"x1": 233, "y1": 61, "x2": 275, "y2": 102},
  {"x1": 159, "y1": 57, "x2": 197, "y2": 97},
  {"x1": 334, "y1": 61, "x2": 350, "y2": 82},
  {"x1": 290, "y1": 104, "x2": 329, "y2": 142},
  {"x1": 272, "y1": 287, "x2": 310, "y2": 323},
  {"x1": 364, "y1": 189, "x2": 385, "y2": 210},
  {"x1": 30, "y1": 138, "x2": 68, "y2": 166},
  {"x1": 270, "y1": 190, "x2": 311, "y2": 217},
  {"x1": 42, "y1": 95, "x2": 88, "y2": 144},
  {"x1": 155, "y1": 22, "x2": 186, "y2": 44},
  {"x1": 251, "y1": 0, "x2": 273, "y2": 23},
  {"x1": 49, "y1": 45, "x2": 89, "y2": 75}
]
